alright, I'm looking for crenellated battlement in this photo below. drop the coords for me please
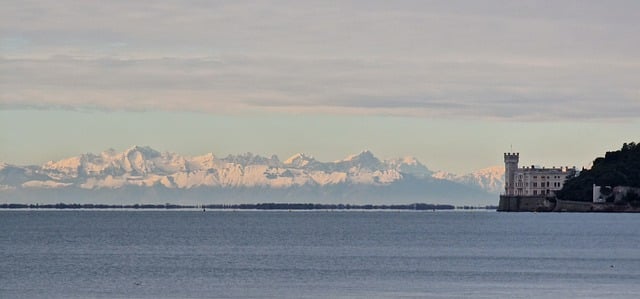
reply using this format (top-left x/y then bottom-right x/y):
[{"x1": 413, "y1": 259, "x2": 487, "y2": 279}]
[{"x1": 504, "y1": 152, "x2": 519, "y2": 160}]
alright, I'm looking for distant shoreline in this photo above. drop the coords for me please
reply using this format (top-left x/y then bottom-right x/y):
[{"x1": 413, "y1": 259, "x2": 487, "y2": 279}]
[{"x1": 0, "y1": 203, "x2": 497, "y2": 211}]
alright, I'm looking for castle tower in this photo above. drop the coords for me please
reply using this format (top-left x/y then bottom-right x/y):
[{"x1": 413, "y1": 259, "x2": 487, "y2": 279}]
[{"x1": 504, "y1": 153, "x2": 519, "y2": 196}]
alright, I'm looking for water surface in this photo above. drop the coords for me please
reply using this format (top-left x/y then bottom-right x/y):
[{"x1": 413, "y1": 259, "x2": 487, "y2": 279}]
[{"x1": 2, "y1": 211, "x2": 639, "y2": 298}]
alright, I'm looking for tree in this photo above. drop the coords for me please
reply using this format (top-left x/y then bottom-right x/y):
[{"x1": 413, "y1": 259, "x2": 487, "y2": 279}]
[{"x1": 557, "y1": 142, "x2": 640, "y2": 202}]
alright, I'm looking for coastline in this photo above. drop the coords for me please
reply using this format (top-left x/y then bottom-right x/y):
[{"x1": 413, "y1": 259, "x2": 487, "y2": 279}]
[
  {"x1": 0, "y1": 202, "x2": 497, "y2": 211},
  {"x1": 498, "y1": 195, "x2": 640, "y2": 212}
]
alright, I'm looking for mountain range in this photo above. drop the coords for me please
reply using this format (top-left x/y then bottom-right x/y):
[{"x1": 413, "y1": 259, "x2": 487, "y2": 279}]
[{"x1": 0, "y1": 146, "x2": 504, "y2": 205}]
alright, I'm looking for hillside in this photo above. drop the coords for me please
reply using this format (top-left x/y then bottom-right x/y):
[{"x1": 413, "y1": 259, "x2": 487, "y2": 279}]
[{"x1": 557, "y1": 142, "x2": 640, "y2": 202}]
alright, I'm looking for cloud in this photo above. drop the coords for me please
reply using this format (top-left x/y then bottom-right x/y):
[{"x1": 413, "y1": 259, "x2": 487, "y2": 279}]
[{"x1": 1, "y1": 1, "x2": 639, "y2": 120}]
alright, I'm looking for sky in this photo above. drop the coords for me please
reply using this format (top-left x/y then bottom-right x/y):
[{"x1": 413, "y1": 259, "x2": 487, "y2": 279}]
[{"x1": 1, "y1": 0, "x2": 639, "y2": 174}]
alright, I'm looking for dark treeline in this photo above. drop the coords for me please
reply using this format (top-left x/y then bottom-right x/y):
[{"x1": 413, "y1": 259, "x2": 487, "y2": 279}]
[
  {"x1": 203, "y1": 203, "x2": 458, "y2": 210},
  {"x1": 0, "y1": 202, "x2": 495, "y2": 210},
  {"x1": 0, "y1": 203, "x2": 193, "y2": 209}
]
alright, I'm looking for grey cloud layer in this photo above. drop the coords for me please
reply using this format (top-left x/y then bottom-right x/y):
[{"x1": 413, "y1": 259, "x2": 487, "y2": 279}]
[{"x1": 2, "y1": 0, "x2": 639, "y2": 119}]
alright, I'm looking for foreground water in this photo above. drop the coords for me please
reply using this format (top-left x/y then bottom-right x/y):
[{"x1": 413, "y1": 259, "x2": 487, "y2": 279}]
[{"x1": 1, "y1": 210, "x2": 640, "y2": 298}]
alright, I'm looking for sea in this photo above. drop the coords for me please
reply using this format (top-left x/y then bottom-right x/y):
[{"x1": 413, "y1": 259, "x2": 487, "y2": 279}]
[{"x1": 2, "y1": 210, "x2": 640, "y2": 298}]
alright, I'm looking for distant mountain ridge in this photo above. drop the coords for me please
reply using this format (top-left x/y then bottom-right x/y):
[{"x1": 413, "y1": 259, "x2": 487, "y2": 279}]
[
  {"x1": 432, "y1": 165, "x2": 504, "y2": 194},
  {"x1": 0, "y1": 146, "x2": 503, "y2": 205}
]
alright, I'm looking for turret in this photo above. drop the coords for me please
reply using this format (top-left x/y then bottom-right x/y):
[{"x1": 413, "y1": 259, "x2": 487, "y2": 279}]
[{"x1": 504, "y1": 153, "x2": 519, "y2": 196}]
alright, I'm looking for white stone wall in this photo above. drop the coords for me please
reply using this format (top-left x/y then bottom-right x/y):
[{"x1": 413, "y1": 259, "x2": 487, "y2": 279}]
[{"x1": 512, "y1": 167, "x2": 575, "y2": 196}]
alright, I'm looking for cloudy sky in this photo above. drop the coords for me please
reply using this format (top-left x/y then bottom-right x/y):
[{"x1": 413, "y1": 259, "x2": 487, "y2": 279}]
[{"x1": 1, "y1": 0, "x2": 639, "y2": 173}]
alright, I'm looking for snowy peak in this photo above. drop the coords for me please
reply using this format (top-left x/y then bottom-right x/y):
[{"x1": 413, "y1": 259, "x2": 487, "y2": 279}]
[
  {"x1": 221, "y1": 152, "x2": 280, "y2": 167},
  {"x1": 43, "y1": 154, "x2": 92, "y2": 177},
  {"x1": 0, "y1": 146, "x2": 500, "y2": 196},
  {"x1": 341, "y1": 150, "x2": 376, "y2": 162},
  {"x1": 432, "y1": 170, "x2": 457, "y2": 181},
  {"x1": 472, "y1": 165, "x2": 504, "y2": 177},
  {"x1": 399, "y1": 156, "x2": 420, "y2": 165},
  {"x1": 121, "y1": 146, "x2": 181, "y2": 175},
  {"x1": 338, "y1": 150, "x2": 382, "y2": 170},
  {"x1": 189, "y1": 153, "x2": 217, "y2": 170},
  {"x1": 122, "y1": 145, "x2": 163, "y2": 173},
  {"x1": 432, "y1": 165, "x2": 505, "y2": 194},
  {"x1": 40, "y1": 146, "x2": 186, "y2": 178},
  {"x1": 385, "y1": 156, "x2": 432, "y2": 178},
  {"x1": 460, "y1": 165, "x2": 505, "y2": 194},
  {"x1": 123, "y1": 145, "x2": 161, "y2": 160},
  {"x1": 284, "y1": 153, "x2": 315, "y2": 168}
]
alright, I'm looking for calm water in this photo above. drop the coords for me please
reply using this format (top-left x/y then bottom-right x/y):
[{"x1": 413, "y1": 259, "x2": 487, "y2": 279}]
[{"x1": 2, "y1": 210, "x2": 640, "y2": 298}]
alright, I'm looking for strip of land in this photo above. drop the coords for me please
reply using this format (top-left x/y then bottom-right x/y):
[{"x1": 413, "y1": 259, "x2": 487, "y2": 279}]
[{"x1": 0, "y1": 203, "x2": 497, "y2": 210}]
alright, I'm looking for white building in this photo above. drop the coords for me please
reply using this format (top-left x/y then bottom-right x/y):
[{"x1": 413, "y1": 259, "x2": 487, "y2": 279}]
[{"x1": 504, "y1": 153, "x2": 576, "y2": 197}]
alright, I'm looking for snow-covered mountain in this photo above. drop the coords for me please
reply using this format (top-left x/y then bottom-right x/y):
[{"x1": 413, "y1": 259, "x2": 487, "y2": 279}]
[
  {"x1": 433, "y1": 166, "x2": 505, "y2": 195},
  {"x1": 0, "y1": 146, "x2": 500, "y2": 205}
]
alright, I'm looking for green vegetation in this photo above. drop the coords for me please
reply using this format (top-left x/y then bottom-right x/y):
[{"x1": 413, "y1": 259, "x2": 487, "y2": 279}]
[{"x1": 557, "y1": 142, "x2": 640, "y2": 202}]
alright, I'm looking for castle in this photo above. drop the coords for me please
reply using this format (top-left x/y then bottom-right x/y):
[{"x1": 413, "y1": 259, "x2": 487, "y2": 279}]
[
  {"x1": 504, "y1": 153, "x2": 577, "y2": 197},
  {"x1": 499, "y1": 153, "x2": 577, "y2": 211}
]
